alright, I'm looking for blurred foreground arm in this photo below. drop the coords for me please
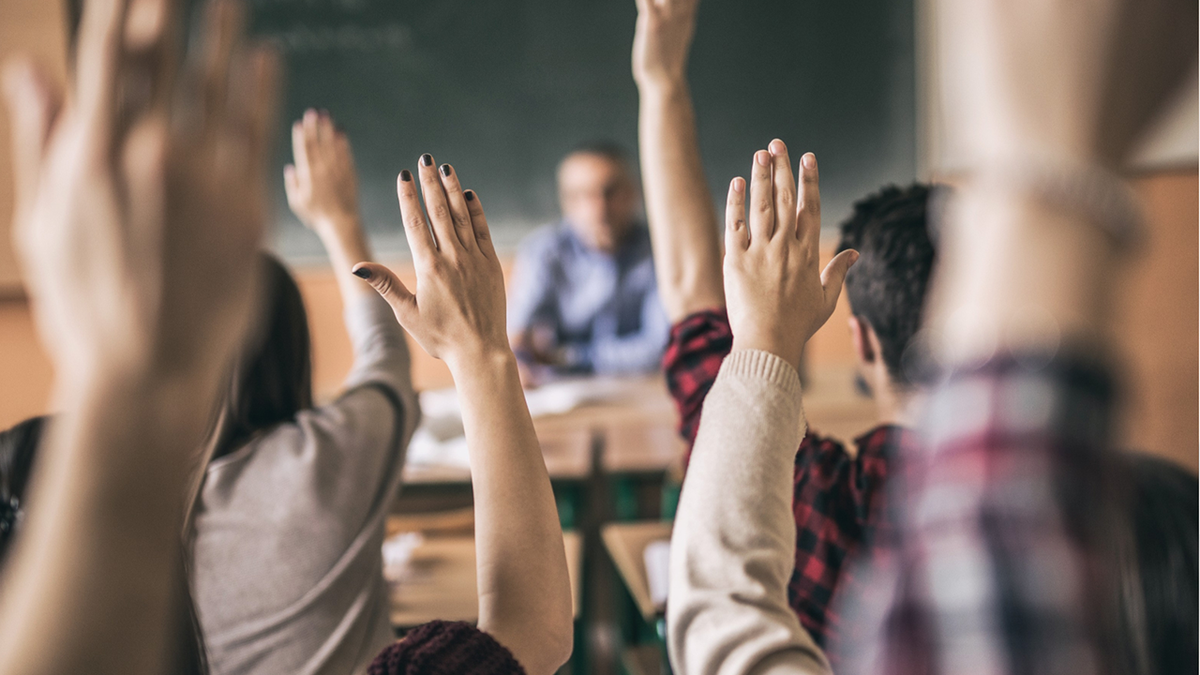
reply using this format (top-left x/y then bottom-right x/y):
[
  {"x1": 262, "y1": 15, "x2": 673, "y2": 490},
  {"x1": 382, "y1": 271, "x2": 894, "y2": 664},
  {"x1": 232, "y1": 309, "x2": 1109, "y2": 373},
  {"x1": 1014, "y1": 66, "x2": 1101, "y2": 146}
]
[
  {"x1": 354, "y1": 157, "x2": 572, "y2": 674},
  {"x1": 0, "y1": 0, "x2": 276, "y2": 673},
  {"x1": 872, "y1": 1, "x2": 1198, "y2": 673},
  {"x1": 633, "y1": 0, "x2": 724, "y2": 321},
  {"x1": 668, "y1": 142, "x2": 854, "y2": 675}
]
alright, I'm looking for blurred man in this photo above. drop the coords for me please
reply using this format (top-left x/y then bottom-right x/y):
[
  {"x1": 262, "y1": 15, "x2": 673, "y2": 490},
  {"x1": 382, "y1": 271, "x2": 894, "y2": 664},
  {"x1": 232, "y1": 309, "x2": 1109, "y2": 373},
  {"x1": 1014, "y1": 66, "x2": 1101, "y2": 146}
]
[{"x1": 508, "y1": 142, "x2": 669, "y2": 383}]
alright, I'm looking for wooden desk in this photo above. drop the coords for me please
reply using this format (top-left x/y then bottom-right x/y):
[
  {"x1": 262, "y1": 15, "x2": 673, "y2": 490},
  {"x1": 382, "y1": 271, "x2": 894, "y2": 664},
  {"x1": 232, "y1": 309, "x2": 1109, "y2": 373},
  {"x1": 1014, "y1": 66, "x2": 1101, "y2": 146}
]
[
  {"x1": 601, "y1": 521, "x2": 672, "y2": 622},
  {"x1": 388, "y1": 530, "x2": 583, "y2": 628},
  {"x1": 602, "y1": 421, "x2": 685, "y2": 475},
  {"x1": 401, "y1": 427, "x2": 593, "y2": 485},
  {"x1": 530, "y1": 377, "x2": 677, "y2": 437}
]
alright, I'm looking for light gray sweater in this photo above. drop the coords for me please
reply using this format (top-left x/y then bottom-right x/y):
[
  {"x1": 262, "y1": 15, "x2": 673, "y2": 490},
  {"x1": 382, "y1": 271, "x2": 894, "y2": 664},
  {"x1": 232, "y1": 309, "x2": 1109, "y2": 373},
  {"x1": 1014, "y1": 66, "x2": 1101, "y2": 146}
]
[
  {"x1": 192, "y1": 293, "x2": 419, "y2": 675},
  {"x1": 667, "y1": 349, "x2": 831, "y2": 675}
]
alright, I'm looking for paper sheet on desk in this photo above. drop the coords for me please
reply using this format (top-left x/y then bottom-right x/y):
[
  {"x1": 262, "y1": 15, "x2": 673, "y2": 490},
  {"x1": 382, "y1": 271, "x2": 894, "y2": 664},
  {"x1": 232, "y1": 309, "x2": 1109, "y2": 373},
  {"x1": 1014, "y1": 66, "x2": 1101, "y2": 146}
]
[
  {"x1": 406, "y1": 378, "x2": 646, "y2": 469},
  {"x1": 644, "y1": 539, "x2": 671, "y2": 608}
]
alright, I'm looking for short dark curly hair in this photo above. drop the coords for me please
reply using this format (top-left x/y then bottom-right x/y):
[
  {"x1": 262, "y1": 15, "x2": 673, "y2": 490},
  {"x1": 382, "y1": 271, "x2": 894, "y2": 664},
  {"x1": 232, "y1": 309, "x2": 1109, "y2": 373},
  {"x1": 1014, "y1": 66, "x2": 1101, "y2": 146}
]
[{"x1": 836, "y1": 183, "x2": 941, "y2": 387}]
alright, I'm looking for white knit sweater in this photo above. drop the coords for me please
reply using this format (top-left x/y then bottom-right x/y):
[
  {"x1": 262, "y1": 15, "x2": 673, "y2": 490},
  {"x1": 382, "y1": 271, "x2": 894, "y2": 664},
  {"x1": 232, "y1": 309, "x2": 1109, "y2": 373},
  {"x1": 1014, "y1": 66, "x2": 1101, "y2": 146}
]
[{"x1": 667, "y1": 349, "x2": 831, "y2": 675}]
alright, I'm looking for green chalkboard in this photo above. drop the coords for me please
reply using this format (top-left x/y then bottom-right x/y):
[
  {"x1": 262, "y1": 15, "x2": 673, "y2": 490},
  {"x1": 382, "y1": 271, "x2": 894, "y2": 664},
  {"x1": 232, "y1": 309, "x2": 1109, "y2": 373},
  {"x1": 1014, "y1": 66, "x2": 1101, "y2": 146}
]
[{"x1": 239, "y1": 0, "x2": 916, "y2": 260}]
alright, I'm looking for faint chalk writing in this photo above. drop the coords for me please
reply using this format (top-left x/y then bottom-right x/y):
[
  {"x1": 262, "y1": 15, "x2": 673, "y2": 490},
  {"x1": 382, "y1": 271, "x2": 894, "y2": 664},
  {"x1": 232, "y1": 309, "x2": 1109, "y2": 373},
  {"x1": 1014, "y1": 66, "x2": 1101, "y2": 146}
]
[
  {"x1": 265, "y1": 24, "x2": 413, "y2": 52},
  {"x1": 249, "y1": 0, "x2": 371, "y2": 10}
]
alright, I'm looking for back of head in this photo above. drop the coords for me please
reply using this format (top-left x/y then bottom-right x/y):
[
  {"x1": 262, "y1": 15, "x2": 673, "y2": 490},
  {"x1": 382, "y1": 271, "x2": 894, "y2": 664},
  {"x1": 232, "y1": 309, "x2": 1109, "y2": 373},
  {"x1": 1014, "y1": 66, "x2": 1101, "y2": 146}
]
[
  {"x1": 836, "y1": 184, "x2": 939, "y2": 387},
  {"x1": 211, "y1": 253, "x2": 313, "y2": 460},
  {"x1": 1121, "y1": 454, "x2": 1198, "y2": 675}
]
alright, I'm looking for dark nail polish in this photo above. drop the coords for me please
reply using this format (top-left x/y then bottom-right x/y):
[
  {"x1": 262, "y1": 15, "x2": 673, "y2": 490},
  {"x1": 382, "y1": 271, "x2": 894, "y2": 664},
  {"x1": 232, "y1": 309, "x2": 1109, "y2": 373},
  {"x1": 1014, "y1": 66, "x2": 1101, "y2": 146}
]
[
  {"x1": 440, "y1": 164, "x2": 451, "y2": 177},
  {"x1": 352, "y1": 267, "x2": 372, "y2": 279},
  {"x1": 400, "y1": 169, "x2": 412, "y2": 182},
  {"x1": 464, "y1": 190, "x2": 475, "y2": 202},
  {"x1": 420, "y1": 153, "x2": 433, "y2": 166}
]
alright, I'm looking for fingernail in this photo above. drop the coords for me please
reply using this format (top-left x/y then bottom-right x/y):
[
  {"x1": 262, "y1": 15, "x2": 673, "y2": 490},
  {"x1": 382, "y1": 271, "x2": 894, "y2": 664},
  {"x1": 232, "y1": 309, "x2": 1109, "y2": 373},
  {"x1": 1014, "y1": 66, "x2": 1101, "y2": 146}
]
[
  {"x1": 399, "y1": 169, "x2": 412, "y2": 182},
  {"x1": 756, "y1": 151, "x2": 770, "y2": 167},
  {"x1": 421, "y1": 153, "x2": 433, "y2": 166},
  {"x1": 802, "y1": 153, "x2": 816, "y2": 169},
  {"x1": 850, "y1": 250, "x2": 860, "y2": 264},
  {"x1": 440, "y1": 164, "x2": 452, "y2": 177},
  {"x1": 732, "y1": 177, "x2": 744, "y2": 193},
  {"x1": 464, "y1": 190, "x2": 475, "y2": 202},
  {"x1": 352, "y1": 267, "x2": 371, "y2": 279},
  {"x1": 769, "y1": 139, "x2": 785, "y2": 155}
]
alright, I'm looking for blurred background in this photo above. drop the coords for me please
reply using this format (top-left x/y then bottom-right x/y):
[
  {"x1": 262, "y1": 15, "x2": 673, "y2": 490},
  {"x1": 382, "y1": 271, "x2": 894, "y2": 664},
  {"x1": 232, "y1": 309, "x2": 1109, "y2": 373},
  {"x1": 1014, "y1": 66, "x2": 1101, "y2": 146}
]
[{"x1": 0, "y1": 0, "x2": 1195, "y2": 473}]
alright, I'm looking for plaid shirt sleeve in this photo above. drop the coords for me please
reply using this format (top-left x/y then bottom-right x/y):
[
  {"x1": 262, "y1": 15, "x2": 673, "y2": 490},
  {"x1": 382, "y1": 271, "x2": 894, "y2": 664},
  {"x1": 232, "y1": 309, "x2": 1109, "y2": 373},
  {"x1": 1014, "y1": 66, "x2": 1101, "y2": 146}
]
[
  {"x1": 663, "y1": 309, "x2": 897, "y2": 651},
  {"x1": 857, "y1": 354, "x2": 1123, "y2": 675},
  {"x1": 662, "y1": 309, "x2": 732, "y2": 453}
]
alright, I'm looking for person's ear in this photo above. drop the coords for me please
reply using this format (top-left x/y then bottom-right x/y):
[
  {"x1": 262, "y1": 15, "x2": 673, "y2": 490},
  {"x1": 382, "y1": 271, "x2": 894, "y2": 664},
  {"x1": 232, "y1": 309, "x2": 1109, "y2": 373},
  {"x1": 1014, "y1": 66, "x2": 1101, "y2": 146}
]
[{"x1": 848, "y1": 315, "x2": 875, "y2": 365}]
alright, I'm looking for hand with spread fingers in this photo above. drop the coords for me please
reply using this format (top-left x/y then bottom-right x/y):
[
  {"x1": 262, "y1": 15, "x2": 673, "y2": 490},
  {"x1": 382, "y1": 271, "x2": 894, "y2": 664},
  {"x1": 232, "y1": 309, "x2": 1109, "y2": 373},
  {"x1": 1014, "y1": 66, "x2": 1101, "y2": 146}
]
[
  {"x1": 353, "y1": 156, "x2": 508, "y2": 372},
  {"x1": 0, "y1": 0, "x2": 279, "y2": 673},
  {"x1": 354, "y1": 157, "x2": 574, "y2": 674},
  {"x1": 5, "y1": 0, "x2": 277, "y2": 382},
  {"x1": 723, "y1": 140, "x2": 858, "y2": 372}
]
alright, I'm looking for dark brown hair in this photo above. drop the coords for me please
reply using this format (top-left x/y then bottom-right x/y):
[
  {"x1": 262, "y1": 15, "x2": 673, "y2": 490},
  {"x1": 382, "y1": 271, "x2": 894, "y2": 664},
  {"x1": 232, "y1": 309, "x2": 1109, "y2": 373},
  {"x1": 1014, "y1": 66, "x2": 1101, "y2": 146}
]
[{"x1": 210, "y1": 254, "x2": 314, "y2": 460}]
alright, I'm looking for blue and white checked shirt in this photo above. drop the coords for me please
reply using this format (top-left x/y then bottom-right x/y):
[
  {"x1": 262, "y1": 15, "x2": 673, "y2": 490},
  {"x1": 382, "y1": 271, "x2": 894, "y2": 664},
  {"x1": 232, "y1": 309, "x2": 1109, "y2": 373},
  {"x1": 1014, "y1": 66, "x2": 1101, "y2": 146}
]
[{"x1": 507, "y1": 222, "x2": 668, "y2": 376}]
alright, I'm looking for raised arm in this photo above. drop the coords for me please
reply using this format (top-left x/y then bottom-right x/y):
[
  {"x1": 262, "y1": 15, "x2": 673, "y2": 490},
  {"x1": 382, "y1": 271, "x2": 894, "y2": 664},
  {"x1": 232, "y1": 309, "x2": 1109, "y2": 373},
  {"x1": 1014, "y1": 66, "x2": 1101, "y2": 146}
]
[
  {"x1": 866, "y1": 1, "x2": 1197, "y2": 673},
  {"x1": 354, "y1": 157, "x2": 573, "y2": 674},
  {"x1": 633, "y1": 0, "x2": 724, "y2": 321},
  {"x1": 0, "y1": 1, "x2": 276, "y2": 673},
  {"x1": 284, "y1": 109, "x2": 374, "y2": 303},
  {"x1": 668, "y1": 141, "x2": 855, "y2": 675}
]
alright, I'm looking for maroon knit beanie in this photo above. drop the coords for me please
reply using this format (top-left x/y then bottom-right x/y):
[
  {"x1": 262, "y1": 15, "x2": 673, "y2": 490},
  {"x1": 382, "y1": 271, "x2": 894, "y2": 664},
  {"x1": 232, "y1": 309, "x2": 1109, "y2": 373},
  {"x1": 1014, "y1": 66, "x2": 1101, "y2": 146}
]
[{"x1": 368, "y1": 621, "x2": 527, "y2": 675}]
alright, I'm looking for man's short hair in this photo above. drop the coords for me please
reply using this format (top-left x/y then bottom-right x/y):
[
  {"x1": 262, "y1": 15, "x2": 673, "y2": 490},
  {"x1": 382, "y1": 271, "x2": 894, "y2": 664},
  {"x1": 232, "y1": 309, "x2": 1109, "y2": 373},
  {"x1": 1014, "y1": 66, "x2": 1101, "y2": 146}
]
[
  {"x1": 558, "y1": 141, "x2": 636, "y2": 184},
  {"x1": 836, "y1": 183, "x2": 940, "y2": 387},
  {"x1": 564, "y1": 140, "x2": 632, "y2": 166}
]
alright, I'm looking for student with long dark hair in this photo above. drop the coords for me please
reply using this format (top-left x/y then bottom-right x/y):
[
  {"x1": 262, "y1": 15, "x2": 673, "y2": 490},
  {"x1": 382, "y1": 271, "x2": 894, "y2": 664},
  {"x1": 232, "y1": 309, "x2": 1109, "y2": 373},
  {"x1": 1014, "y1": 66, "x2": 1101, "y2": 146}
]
[{"x1": 189, "y1": 107, "x2": 420, "y2": 675}]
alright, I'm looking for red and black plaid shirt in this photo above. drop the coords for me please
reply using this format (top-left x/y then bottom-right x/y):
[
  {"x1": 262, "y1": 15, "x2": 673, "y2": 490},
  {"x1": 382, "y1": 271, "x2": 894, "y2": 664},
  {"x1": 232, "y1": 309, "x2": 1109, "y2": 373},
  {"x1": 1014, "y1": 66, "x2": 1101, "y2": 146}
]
[{"x1": 663, "y1": 309, "x2": 908, "y2": 650}]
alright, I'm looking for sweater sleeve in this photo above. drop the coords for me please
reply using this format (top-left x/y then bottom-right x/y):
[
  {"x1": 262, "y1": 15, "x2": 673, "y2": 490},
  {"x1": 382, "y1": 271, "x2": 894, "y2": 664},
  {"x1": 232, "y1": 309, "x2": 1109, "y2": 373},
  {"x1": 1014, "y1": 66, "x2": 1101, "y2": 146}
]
[
  {"x1": 667, "y1": 349, "x2": 831, "y2": 675},
  {"x1": 342, "y1": 292, "x2": 417, "y2": 404}
]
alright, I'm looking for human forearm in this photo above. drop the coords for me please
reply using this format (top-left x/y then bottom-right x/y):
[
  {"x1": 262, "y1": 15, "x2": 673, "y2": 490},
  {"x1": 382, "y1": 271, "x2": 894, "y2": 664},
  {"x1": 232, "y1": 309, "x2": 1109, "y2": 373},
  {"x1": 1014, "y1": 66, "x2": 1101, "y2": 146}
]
[
  {"x1": 668, "y1": 350, "x2": 828, "y2": 675},
  {"x1": 449, "y1": 351, "x2": 573, "y2": 674},
  {"x1": 928, "y1": 185, "x2": 1119, "y2": 366},
  {"x1": 0, "y1": 368, "x2": 220, "y2": 675},
  {"x1": 638, "y1": 81, "x2": 724, "y2": 321},
  {"x1": 316, "y1": 217, "x2": 375, "y2": 302}
]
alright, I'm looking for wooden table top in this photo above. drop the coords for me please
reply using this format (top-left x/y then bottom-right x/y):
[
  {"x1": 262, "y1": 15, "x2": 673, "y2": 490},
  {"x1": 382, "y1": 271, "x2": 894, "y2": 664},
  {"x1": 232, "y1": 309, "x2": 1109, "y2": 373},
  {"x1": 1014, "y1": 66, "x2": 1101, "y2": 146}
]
[
  {"x1": 601, "y1": 520, "x2": 673, "y2": 622},
  {"x1": 401, "y1": 427, "x2": 594, "y2": 485},
  {"x1": 388, "y1": 529, "x2": 583, "y2": 628}
]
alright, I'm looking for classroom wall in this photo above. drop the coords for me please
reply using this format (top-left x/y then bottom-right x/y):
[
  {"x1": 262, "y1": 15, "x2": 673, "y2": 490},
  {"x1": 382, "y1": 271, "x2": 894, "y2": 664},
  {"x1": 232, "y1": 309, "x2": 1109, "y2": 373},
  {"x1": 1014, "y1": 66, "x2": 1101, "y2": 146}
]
[{"x1": 1, "y1": 169, "x2": 1195, "y2": 472}]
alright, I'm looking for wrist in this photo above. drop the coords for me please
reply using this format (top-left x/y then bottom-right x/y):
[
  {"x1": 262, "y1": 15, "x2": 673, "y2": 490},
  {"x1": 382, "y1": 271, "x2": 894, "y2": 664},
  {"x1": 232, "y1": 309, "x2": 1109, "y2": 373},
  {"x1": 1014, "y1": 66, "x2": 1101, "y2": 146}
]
[
  {"x1": 312, "y1": 212, "x2": 362, "y2": 237},
  {"x1": 444, "y1": 344, "x2": 519, "y2": 382},
  {"x1": 636, "y1": 75, "x2": 689, "y2": 100},
  {"x1": 731, "y1": 334, "x2": 802, "y2": 374}
]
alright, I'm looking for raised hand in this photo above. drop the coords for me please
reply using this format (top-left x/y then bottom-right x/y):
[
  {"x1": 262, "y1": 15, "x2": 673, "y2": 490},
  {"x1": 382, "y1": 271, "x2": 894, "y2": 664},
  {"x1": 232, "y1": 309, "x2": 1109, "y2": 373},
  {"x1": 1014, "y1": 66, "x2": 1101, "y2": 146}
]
[
  {"x1": 356, "y1": 159, "x2": 573, "y2": 673},
  {"x1": 723, "y1": 140, "x2": 857, "y2": 371},
  {"x1": 283, "y1": 108, "x2": 373, "y2": 299},
  {"x1": 0, "y1": 1, "x2": 278, "y2": 673},
  {"x1": 352, "y1": 156, "x2": 507, "y2": 373},
  {"x1": 632, "y1": 0, "x2": 701, "y2": 88},
  {"x1": 284, "y1": 109, "x2": 360, "y2": 233},
  {"x1": 5, "y1": 0, "x2": 278, "y2": 382}
]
